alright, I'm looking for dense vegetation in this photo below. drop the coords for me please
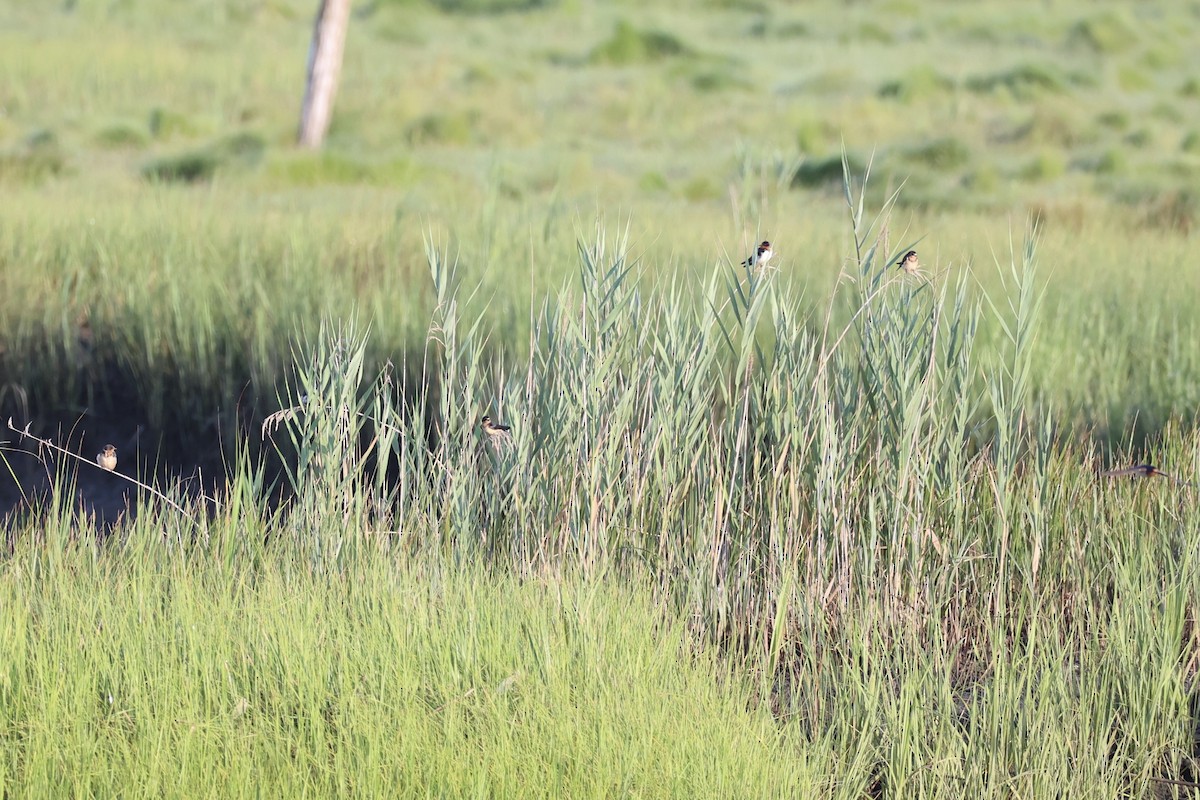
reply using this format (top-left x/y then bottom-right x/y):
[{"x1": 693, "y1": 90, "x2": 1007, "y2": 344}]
[{"x1": 2, "y1": 0, "x2": 1200, "y2": 796}]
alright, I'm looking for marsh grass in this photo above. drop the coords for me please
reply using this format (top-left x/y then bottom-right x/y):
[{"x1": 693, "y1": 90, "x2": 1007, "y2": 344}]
[
  {"x1": 0, "y1": 530, "x2": 824, "y2": 797},
  {"x1": 5, "y1": 0, "x2": 1200, "y2": 447},
  {"x1": 5, "y1": 0, "x2": 1200, "y2": 794},
  {"x1": 1, "y1": 168, "x2": 1200, "y2": 796},
  {"x1": 5, "y1": 190, "x2": 1200, "y2": 795}
]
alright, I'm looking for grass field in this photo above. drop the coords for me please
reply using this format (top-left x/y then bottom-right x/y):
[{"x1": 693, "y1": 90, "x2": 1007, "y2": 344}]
[{"x1": 3, "y1": 0, "x2": 1200, "y2": 796}]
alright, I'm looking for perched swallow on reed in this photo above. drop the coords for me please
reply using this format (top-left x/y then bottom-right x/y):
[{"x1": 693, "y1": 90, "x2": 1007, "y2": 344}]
[
  {"x1": 96, "y1": 444, "x2": 117, "y2": 471},
  {"x1": 742, "y1": 241, "x2": 773, "y2": 270},
  {"x1": 480, "y1": 415, "x2": 513, "y2": 445},
  {"x1": 1100, "y1": 464, "x2": 1187, "y2": 484},
  {"x1": 896, "y1": 250, "x2": 921, "y2": 275},
  {"x1": 481, "y1": 415, "x2": 510, "y2": 436}
]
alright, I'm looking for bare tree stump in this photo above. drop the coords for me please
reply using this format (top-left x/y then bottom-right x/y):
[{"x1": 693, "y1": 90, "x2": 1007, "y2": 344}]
[{"x1": 298, "y1": 0, "x2": 352, "y2": 149}]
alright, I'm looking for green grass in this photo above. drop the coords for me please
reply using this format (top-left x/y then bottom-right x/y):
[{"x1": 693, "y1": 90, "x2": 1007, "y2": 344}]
[
  {"x1": 4, "y1": 239, "x2": 1200, "y2": 794},
  {"x1": 0, "y1": 531, "x2": 819, "y2": 797},
  {"x1": 3, "y1": 0, "x2": 1200, "y2": 794}
]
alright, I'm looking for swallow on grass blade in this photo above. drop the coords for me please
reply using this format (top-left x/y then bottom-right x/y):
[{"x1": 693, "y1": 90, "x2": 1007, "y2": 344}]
[
  {"x1": 896, "y1": 250, "x2": 920, "y2": 275},
  {"x1": 742, "y1": 241, "x2": 773, "y2": 270},
  {"x1": 97, "y1": 444, "x2": 117, "y2": 471}
]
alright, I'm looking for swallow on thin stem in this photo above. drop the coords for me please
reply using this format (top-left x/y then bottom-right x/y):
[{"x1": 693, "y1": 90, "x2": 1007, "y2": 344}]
[
  {"x1": 896, "y1": 250, "x2": 920, "y2": 275},
  {"x1": 481, "y1": 415, "x2": 511, "y2": 436},
  {"x1": 742, "y1": 241, "x2": 773, "y2": 270},
  {"x1": 480, "y1": 415, "x2": 514, "y2": 452},
  {"x1": 97, "y1": 444, "x2": 117, "y2": 471},
  {"x1": 1100, "y1": 464, "x2": 1191, "y2": 485}
]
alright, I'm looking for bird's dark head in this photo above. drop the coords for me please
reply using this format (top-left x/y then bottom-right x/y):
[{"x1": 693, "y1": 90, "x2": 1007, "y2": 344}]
[
  {"x1": 759, "y1": 241, "x2": 771, "y2": 250},
  {"x1": 901, "y1": 250, "x2": 918, "y2": 262},
  {"x1": 480, "y1": 416, "x2": 491, "y2": 427}
]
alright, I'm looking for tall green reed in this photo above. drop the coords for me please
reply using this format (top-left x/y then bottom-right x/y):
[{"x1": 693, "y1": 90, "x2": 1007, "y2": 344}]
[
  {"x1": 8, "y1": 163, "x2": 1200, "y2": 794},
  {"x1": 256, "y1": 164, "x2": 1053, "y2": 662}
]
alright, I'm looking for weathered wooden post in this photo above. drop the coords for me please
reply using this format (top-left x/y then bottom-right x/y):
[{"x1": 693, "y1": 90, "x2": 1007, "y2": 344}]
[{"x1": 298, "y1": 0, "x2": 352, "y2": 148}]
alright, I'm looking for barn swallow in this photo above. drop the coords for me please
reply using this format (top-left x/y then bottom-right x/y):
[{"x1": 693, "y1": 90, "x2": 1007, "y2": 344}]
[
  {"x1": 480, "y1": 416, "x2": 513, "y2": 451},
  {"x1": 896, "y1": 250, "x2": 920, "y2": 275},
  {"x1": 742, "y1": 241, "x2": 773, "y2": 270},
  {"x1": 1100, "y1": 464, "x2": 1189, "y2": 484},
  {"x1": 97, "y1": 444, "x2": 117, "y2": 471},
  {"x1": 481, "y1": 415, "x2": 510, "y2": 435}
]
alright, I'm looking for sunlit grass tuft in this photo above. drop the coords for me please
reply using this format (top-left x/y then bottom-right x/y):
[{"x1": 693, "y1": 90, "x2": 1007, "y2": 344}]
[{"x1": 0, "y1": 533, "x2": 821, "y2": 796}]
